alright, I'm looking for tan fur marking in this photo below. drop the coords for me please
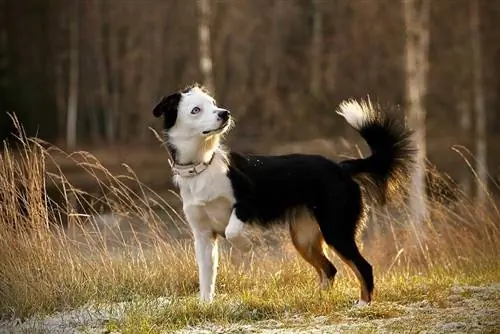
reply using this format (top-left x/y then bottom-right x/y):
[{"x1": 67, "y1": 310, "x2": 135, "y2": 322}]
[
  {"x1": 289, "y1": 213, "x2": 333, "y2": 288},
  {"x1": 203, "y1": 135, "x2": 220, "y2": 157},
  {"x1": 331, "y1": 249, "x2": 371, "y2": 303}
]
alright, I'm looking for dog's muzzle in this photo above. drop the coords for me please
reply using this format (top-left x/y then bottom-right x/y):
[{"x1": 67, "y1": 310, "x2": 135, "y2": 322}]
[
  {"x1": 217, "y1": 109, "x2": 230, "y2": 122},
  {"x1": 202, "y1": 109, "x2": 231, "y2": 135}
]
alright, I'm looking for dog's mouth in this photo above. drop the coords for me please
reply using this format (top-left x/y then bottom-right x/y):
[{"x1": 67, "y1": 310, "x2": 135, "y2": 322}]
[{"x1": 202, "y1": 119, "x2": 231, "y2": 135}]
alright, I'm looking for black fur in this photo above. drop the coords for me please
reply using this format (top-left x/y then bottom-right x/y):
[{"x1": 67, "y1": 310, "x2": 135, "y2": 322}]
[
  {"x1": 227, "y1": 114, "x2": 414, "y2": 228},
  {"x1": 225, "y1": 112, "x2": 415, "y2": 302},
  {"x1": 153, "y1": 83, "x2": 211, "y2": 130},
  {"x1": 153, "y1": 93, "x2": 181, "y2": 129},
  {"x1": 339, "y1": 113, "x2": 416, "y2": 204}
]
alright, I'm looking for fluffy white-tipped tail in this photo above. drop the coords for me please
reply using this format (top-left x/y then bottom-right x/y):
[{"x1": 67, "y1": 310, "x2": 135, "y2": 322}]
[
  {"x1": 336, "y1": 99, "x2": 376, "y2": 130},
  {"x1": 337, "y1": 98, "x2": 416, "y2": 204}
]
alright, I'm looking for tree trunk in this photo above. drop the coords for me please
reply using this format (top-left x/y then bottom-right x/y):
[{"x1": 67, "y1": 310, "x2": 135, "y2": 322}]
[
  {"x1": 197, "y1": 0, "x2": 214, "y2": 94},
  {"x1": 55, "y1": 56, "x2": 66, "y2": 142},
  {"x1": 458, "y1": 99, "x2": 472, "y2": 195},
  {"x1": 404, "y1": 0, "x2": 430, "y2": 225},
  {"x1": 88, "y1": 0, "x2": 110, "y2": 144},
  {"x1": 139, "y1": 3, "x2": 165, "y2": 142},
  {"x1": 310, "y1": 0, "x2": 323, "y2": 98},
  {"x1": 106, "y1": 2, "x2": 119, "y2": 145},
  {"x1": 470, "y1": 0, "x2": 487, "y2": 206},
  {"x1": 66, "y1": 0, "x2": 79, "y2": 150}
]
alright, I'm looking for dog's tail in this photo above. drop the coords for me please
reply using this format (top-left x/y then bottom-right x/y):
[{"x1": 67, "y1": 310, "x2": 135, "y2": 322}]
[{"x1": 337, "y1": 99, "x2": 416, "y2": 205}]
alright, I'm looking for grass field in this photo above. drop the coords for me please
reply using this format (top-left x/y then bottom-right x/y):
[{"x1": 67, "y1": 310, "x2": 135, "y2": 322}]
[{"x1": 0, "y1": 127, "x2": 499, "y2": 333}]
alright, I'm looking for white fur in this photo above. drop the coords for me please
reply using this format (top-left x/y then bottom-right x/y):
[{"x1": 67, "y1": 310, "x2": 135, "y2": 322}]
[
  {"x1": 225, "y1": 211, "x2": 253, "y2": 252},
  {"x1": 336, "y1": 99, "x2": 375, "y2": 130},
  {"x1": 192, "y1": 229, "x2": 218, "y2": 302},
  {"x1": 178, "y1": 152, "x2": 236, "y2": 302},
  {"x1": 354, "y1": 299, "x2": 369, "y2": 308},
  {"x1": 168, "y1": 86, "x2": 230, "y2": 164},
  {"x1": 169, "y1": 87, "x2": 248, "y2": 302}
]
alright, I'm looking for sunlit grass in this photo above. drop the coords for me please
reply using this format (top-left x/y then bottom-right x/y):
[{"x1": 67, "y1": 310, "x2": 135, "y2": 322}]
[
  {"x1": 1, "y1": 118, "x2": 499, "y2": 332},
  {"x1": 100, "y1": 263, "x2": 499, "y2": 332}
]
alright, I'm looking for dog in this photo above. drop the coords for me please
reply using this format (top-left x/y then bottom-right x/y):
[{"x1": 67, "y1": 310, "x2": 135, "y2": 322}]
[{"x1": 153, "y1": 84, "x2": 415, "y2": 305}]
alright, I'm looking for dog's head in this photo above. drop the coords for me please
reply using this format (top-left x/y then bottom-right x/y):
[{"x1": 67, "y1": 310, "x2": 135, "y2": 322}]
[{"x1": 153, "y1": 84, "x2": 232, "y2": 139}]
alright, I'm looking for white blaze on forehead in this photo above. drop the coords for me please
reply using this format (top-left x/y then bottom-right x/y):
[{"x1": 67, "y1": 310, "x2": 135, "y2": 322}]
[
  {"x1": 336, "y1": 99, "x2": 375, "y2": 130},
  {"x1": 185, "y1": 86, "x2": 211, "y2": 97},
  {"x1": 184, "y1": 86, "x2": 202, "y2": 95},
  {"x1": 181, "y1": 87, "x2": 215, "y2": 108}
]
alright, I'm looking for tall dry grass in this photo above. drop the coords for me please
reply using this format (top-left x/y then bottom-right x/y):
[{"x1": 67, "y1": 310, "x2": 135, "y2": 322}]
[{"x1": 0, "y1": 120, "x2": 499, "y2": 324}]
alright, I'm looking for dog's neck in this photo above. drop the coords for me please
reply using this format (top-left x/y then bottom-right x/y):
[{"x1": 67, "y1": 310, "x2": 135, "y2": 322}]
[{"x1": 168, "y1": 134, "x2": 221, "y2": 166}]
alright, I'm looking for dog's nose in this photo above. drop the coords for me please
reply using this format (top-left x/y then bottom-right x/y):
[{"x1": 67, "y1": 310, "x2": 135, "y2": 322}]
[{"x1": 217, "y1": 109, "x2": 230, "y2": 121}]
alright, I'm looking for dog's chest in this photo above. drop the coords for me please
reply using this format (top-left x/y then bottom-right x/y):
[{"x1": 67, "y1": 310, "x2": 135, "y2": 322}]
[{"x1": 176, "y1": 167, "x2": 235, "y2": 232}]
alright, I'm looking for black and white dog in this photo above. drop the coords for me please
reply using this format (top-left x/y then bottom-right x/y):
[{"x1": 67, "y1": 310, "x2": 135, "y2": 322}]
[{"x1": 153, "y1": 84, "x2": 415, "y2": 305}]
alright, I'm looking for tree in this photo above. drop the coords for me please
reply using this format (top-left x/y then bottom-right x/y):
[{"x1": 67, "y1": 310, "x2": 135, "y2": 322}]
[
  {"x1": 310, "y1": 0, "x2": 323, "y2": 98},
  {"x1": 0, "y1": 0, "x2": 12, "y2": 139},
  {"x1": 404, "y1": 0, "x2": 430, "y2": 225},
  {"x1": 197, "y1": 0, "x2": 214, "y2": 94},
  {"x1": 66, "y1": 0, "x2": 79, "y2": 149},
  {"x1": 458, "y1": 98, "x2": 472, "y2": 195},
  {"x1": 470, "y1": 0, "x2": 487, "y2": 206}
]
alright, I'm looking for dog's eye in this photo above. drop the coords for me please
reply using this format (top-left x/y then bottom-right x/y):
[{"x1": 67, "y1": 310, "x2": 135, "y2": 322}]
[{"x1": 191, "y1": 107, "x2": 201, "y2": 114}]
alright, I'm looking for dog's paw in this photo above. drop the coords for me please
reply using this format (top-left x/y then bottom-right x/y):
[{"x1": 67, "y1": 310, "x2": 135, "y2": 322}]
[
  {"x1": 318, "y1": 271, "x2": 334, "y2": 290},
  {"x1": 199, "y1": 292, "x2": 214, "y2": 303},
  {"x1": 353, "y1": 299, "x2": 370, "y2": 308}
]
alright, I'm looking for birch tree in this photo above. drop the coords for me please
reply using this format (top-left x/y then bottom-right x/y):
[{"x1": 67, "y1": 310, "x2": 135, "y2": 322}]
[
  {"x1": 470, "y1": 0, "x2": 487, "y2": 206},
  {"x1": 404, "y1": 0, "x2": 430, "y2": 225},
  {"x1": 66, "y1": 0, "x2": 79, "y2": 149},
  {"x1": 197, "y1": 0, "x2": 214, "y2": 94}
]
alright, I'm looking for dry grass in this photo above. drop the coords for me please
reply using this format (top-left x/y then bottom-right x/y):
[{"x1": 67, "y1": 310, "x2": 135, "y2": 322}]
[{"x1": 0, "y1": 122, "x2": 499, "y2": 332}]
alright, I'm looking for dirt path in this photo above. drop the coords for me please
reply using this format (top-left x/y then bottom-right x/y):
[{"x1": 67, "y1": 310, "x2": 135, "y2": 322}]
[
  {"x1": 1, "y1": 284, "x2": 499, "y2": 333},
  {"x1": 175, "y1": 284, "x2": 500, "y2": 334}
]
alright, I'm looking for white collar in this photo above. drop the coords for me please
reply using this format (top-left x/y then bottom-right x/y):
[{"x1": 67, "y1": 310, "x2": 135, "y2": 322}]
[
  {"x1": 171, "y1": 154, "x2": 215, "y2": 177},
  {"x1": 161, "y1": 131, "x2": 217, "y2": 177}
]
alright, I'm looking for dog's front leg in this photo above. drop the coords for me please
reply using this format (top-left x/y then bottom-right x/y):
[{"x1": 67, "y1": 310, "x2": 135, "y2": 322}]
[
  {"x1": 193, "y1": 228, "x2": 218, "y2": 302},
  {"x1": 225, "y1": 210, "x2": 252, "y2": 253}
]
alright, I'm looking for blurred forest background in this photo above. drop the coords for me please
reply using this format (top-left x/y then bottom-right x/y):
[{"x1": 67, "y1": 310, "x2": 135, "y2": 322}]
[{"x1": 0, "y1": 0, "x2": 499, "y2": 203}]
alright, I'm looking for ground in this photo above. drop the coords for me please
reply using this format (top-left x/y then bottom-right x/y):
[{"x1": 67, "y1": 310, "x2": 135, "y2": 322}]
[{"x1": 1, "y1": 283, "x2": 498, "y2": 333}]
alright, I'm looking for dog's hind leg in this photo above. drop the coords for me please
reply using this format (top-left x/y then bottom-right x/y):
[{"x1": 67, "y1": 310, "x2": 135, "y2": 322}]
[
  {"x1": 290, "y1": 213, "x2": 337, "y2": 289},
  {"x1": 315, "y1": 191, "x2": 374, "y2": 305},
  {"x1": 328, "y1": 238, "x2": 373, "y2": 305}
]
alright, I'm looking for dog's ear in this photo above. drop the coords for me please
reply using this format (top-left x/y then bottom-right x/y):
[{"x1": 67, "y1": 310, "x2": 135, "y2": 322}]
[
  {"x1": 153, "y1": 92, "x2": 182, "y2": 129},
  {"x1": 153, "y1": 93, "x2": 180, "y2": 117}
]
